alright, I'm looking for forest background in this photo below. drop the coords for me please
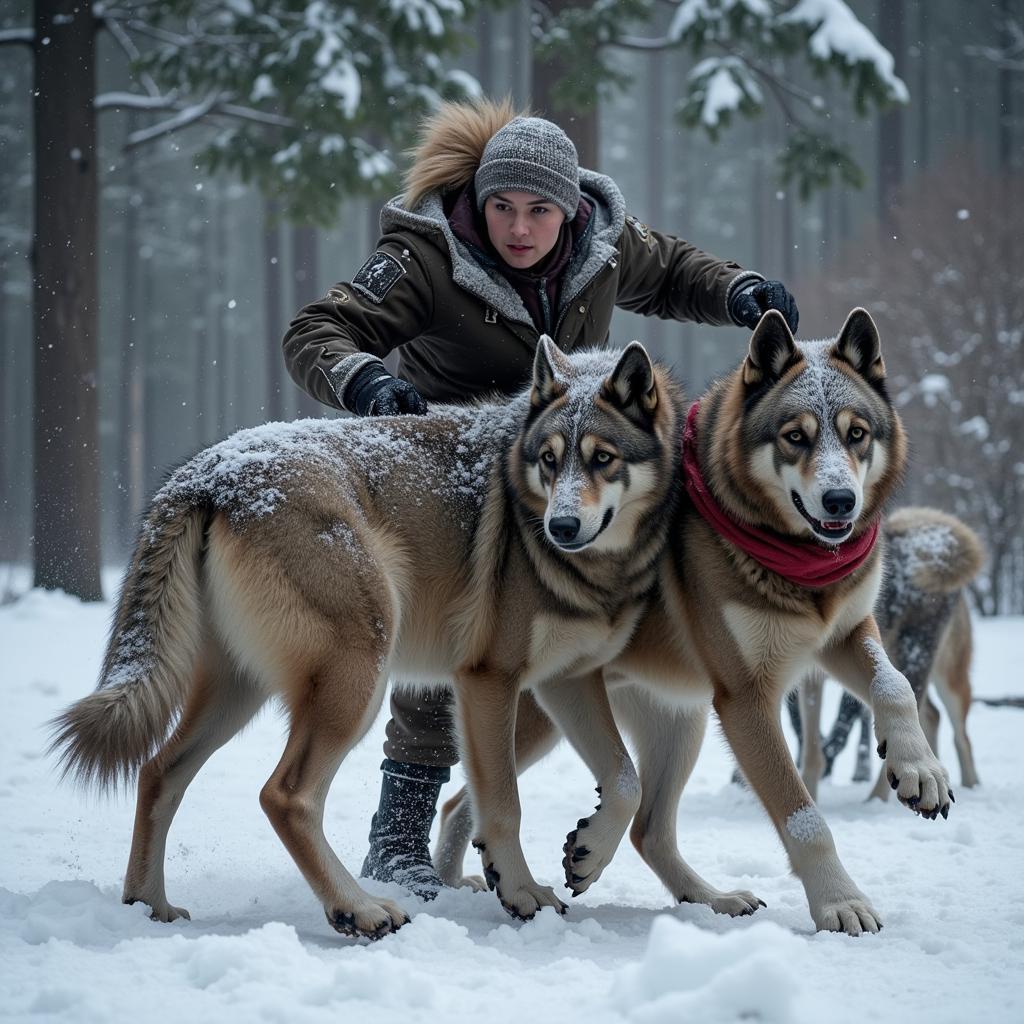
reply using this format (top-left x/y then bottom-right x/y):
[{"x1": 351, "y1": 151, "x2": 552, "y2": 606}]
[{"x1": 1, "y1": 0, "x2": 1022, "y2": 613}]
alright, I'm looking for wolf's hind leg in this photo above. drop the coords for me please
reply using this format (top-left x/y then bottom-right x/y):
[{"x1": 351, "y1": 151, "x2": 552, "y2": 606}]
[
  {"x1": 534, "y1": 672, "x2": 640, "y2": 897},
  {"x1": 932, "y1": 611, "x2": 980, "y2": 788},
  {"x1": 613, "y1": 685, "x2": 764, "y2": 917},
  {"x1": 715, "y1": 682, "x2": 881, "y2": 935},
  {"x1": 798, "y1": 670, "x2": 826, "y2": 801},
  {"x1": 434, "y1": 690, "x2": 558, "y2": 890},
  {"x1": 124, "y1": 642, "x2": 266, "y2": 922},
  {"x1": 260, "y1": 656, "x2": 406, "y2": 940}
]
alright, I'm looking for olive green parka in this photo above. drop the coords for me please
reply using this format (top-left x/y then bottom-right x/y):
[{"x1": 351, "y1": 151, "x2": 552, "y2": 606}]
[{"x1": 283, "y1": 169, "x2": 761, "y2": 411}]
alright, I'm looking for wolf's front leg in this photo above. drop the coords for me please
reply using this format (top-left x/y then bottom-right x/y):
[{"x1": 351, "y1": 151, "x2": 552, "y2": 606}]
[
  {"x1": 454, "y1": 669, "x2": 567, "y2": 919},
  {"x1": 819, "y1": 617, "x2": 952, "y2": 819},
  {"x1": 715, "y1": 684, "x2": 881, "y2": 935},
  {"x1": 535, "y1": 672, "x2": 641, "y2": 896}
]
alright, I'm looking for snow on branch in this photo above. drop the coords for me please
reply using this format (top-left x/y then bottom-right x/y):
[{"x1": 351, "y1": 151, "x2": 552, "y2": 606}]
[
  {"x1": 0, "y1": 27, "x2": 34, "y2": 46},
  {"x1": 781, "y1": 0, "x2": 909, "y2": 103}
]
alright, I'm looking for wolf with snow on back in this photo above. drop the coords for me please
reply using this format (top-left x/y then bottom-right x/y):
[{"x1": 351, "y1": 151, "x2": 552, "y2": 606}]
[
  {"x1": 798, "y1": 507, "x2": 984, "y2": 800},
  {"x1": 439, "y1": 309, "x2": 954, "y2": 935},
  {"x1": 50, "y1": 337, "x2": 682, "y2": 939}
]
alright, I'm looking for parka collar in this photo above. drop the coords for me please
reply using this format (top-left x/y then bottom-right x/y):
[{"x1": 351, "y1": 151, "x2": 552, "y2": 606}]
[{"x1": 379, "y1": 169, "x2": 627, "y2": 332}]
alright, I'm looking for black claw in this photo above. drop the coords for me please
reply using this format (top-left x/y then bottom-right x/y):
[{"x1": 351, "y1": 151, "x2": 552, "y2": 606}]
[
  {"x1": 949, "y1": 789, "x2": 956, "y2": 803},
  {"x1": 877, "y1": 740, "x2": 887, "y2": 759},
  {"x1": 572, "y1": 847, "x2": 591, "y2": 861},
  {"x1": 889, "y1": 773, "x2": 900, "y2": 790},
  {"x1": 577, "y1": 817, "x2": 590, "y2": 830},
  {"x1": 327, "y1": 909, "x2": 356, "y2": 933},
  {"x1": 595, "y1": 786, "x2": 602, "y2": 795},
  {"x1": 907, "y1": 795, "x2": 920, "y2": 809},
  {"x1": 472, "y1": 839, "x2": 486, "y2": 852},
  {"x1": 758, "y1": 899, "x2": 768, "y2": 908},
  {"x1": 941, "y1": 804, "x2": 950, "y2": 820},
  {"x1": 483, "y1": 864, "x2": 501, "y2": 891}
]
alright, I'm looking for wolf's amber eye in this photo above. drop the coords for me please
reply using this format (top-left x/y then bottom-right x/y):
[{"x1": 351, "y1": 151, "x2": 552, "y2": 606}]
[
  {"x1": 785, "y1": 429, "x2": 805, "y2": 445},
  {"x1": 541, "y1": 450, "x2": 557, "y2": 466},
  {"x1": 594, "y1": 451, "x2": 613, "y2": 465},
  {"x1": 849, "y1": 426, "x2": 866, "y2": 443}
]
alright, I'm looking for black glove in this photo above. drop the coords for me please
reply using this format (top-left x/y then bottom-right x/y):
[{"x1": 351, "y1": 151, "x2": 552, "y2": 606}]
[
  {"x1": 730, "y1": 279, "x2": 800, "y2": 334},
  {"x1": 345, "y1": 363, "x2": 428, "y2": 417}
]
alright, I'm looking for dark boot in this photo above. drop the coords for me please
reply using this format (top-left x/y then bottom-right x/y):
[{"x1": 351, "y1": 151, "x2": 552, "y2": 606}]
[{"x1": 360, "y1": 758, "x2": 449, "y2": 900}]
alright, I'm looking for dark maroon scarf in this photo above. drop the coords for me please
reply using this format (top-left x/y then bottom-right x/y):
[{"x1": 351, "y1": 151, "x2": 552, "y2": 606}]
[{"x1": 681, "y1": 402, "x2": 879, "y2": 588}]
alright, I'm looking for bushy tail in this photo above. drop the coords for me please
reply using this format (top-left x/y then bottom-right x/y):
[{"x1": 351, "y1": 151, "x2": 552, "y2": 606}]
[
  {"x1": 402, "y1": 95, "x2": 527, "y2": 209},
  {"x1": 49, "y1": 503, "x2": 210, "y2": 789},
  {"x1": 885, "y1": 506, "x2": 985, "y2": 594}
]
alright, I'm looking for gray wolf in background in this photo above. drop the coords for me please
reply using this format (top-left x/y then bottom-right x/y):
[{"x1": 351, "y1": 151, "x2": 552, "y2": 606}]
[
  {"x1": 51, "y1": 338, "x2": 683, "y2": 939},
  {"x1": 439, "y1": 309, "x2": 953, "y2": 935},
  {"x1": 799, "y1": 507, "x2": 983, "y2": 800}
]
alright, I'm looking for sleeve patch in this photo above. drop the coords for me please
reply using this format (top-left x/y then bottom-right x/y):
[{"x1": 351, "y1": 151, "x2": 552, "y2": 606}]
[
  {"x1": 626, "y1": 215, "x2": 650, "y2": 242},
  {"x1": 352, "y1": 250, "x2": 406, "y2": 304}
]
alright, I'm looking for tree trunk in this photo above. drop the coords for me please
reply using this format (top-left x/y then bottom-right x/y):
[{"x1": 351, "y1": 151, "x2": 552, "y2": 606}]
[
  {"x1": 263, "y1": 199, "x2": 284, "y2": 422},
  {"x1": 644, "y1": 50, "x2": 666, "y2": 360},
  {"x1": 916, "y1": 0, "x2": 929, "y2": 169},
  {"x1": 292, "y1": 224, "x2": 321, "y2": 416},
  {"x1": 32, "y1": 0, "x2": 102, "y2": 599},
  {"x1": 998, "y1": 0, "x2": 1014, "y2": 170},
  {"x1": 531, "y1": 0, "x2": 598, "y2": 169},
  {"x1": 117, "y1": 117, "x2": 144, "y2": 548},
  {"x1": 877, "y1": 0, "x2": 905, "y2": 229}
]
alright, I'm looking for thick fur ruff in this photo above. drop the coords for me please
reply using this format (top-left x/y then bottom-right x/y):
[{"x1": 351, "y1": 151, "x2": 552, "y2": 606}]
[{"x1": 402, "y1": 96, "x2": 527, "y2": 209}]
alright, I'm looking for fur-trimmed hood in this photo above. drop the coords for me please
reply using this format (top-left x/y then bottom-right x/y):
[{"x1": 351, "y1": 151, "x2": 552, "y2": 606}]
[{"x1": 381, "y1": 170, "x2": 627, "y2": 328}]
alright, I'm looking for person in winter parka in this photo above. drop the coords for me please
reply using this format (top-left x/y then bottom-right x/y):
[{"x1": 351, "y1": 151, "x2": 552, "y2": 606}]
[{"x1": 282, "y1": 97, "x2": 800, "y2": 899}]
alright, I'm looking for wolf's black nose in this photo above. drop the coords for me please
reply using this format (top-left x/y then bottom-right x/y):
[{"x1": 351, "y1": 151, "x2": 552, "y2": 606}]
[
  {"x1": 822, "y1": 489, "x2": 856, "y2": 517},
  {"x1": 548, "y1": 516, "x2": 581, "y2": 543}
]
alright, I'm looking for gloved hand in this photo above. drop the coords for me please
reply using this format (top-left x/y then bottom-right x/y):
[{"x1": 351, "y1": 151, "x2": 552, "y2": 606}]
[
  {"x1": 346, "y1": 363, "x2": 428, "y2": 417},
  {"x1": 730, "y1": 279, "x2": 799, "y2": 334}
]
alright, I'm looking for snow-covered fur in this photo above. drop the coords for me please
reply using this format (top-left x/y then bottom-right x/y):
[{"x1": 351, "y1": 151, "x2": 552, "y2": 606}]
[
  {"x1": 49, "y1": 340, "x2": 684, "y2": 939},
  {"x1": 799, "y1": 507, "x2": 985, "y2": 799}
]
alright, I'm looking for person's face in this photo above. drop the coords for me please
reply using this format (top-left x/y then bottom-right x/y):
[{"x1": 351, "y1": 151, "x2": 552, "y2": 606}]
[{"x1": 483, "y1": 191, "x2": 565, "y2": 270}]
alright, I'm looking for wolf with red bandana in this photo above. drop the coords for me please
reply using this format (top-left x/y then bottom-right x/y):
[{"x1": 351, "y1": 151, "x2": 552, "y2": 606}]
[{"x1": 437, "y1": 309, "x2": 952, "y2": 937}]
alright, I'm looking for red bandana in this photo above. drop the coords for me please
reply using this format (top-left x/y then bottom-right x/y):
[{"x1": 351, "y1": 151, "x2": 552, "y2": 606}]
[{"x1": 681, "y1": 402, "x2": 879, "y2": 589}]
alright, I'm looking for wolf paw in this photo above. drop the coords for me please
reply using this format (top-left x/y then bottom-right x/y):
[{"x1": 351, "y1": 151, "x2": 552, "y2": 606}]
[
  {"x1": 456, "y1": 874, "x2": 488, "y2": 893},
  {"x1": 498, "y1": 883, "x2": 568, "y2": 921},
  {"x1": 325, "y1": 898, "x2": 408, "y2": 940},
  {"x1": 679, "y1": 888, "x2": 766, "y2": 917},
  {"x1": 561, "y1": 786, "x2": 635, "y2": 897},
  {"x1": 814, "y1": 897, "x2": 882, "y2": 936},
  {"x1": 124, "y1": 895, "x2": 190, "y2": 924},
  {"x1": 877, "y1": 734, "x2": 952, "y2": 819}
]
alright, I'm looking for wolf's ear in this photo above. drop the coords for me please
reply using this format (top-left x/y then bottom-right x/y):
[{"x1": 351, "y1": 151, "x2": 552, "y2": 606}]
[
  {"x1": 742, "y1": 310, "x2": 798, "y2": 387},
  {"x1": 603, "y1": 341, "x2": 658, "y2": 421},
  {"x1": 531, "y1": 335, "x2": 568, "y2": 407},
  {"x1": 833, "y1": 308, "x2": 885, "y2": 381}
]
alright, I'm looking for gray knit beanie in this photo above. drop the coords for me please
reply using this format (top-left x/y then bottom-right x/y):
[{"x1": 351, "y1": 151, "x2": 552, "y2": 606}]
[{"x1": 474, "y1": 117, "x2": 580, "y2": 219}]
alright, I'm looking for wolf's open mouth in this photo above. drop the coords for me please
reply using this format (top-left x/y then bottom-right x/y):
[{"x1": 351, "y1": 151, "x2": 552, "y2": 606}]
[
  {"x1": 791, "y1": 492, "x2": 854, "y2": 541},
  {"x1": 556, "y1": 507, "x2": 615, "y2": 551}
]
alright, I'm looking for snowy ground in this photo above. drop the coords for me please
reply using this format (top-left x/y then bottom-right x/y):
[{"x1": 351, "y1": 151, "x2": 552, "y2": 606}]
[{"x1": 1, "y1": 577, "x2": 1022, "y2": 1024}]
